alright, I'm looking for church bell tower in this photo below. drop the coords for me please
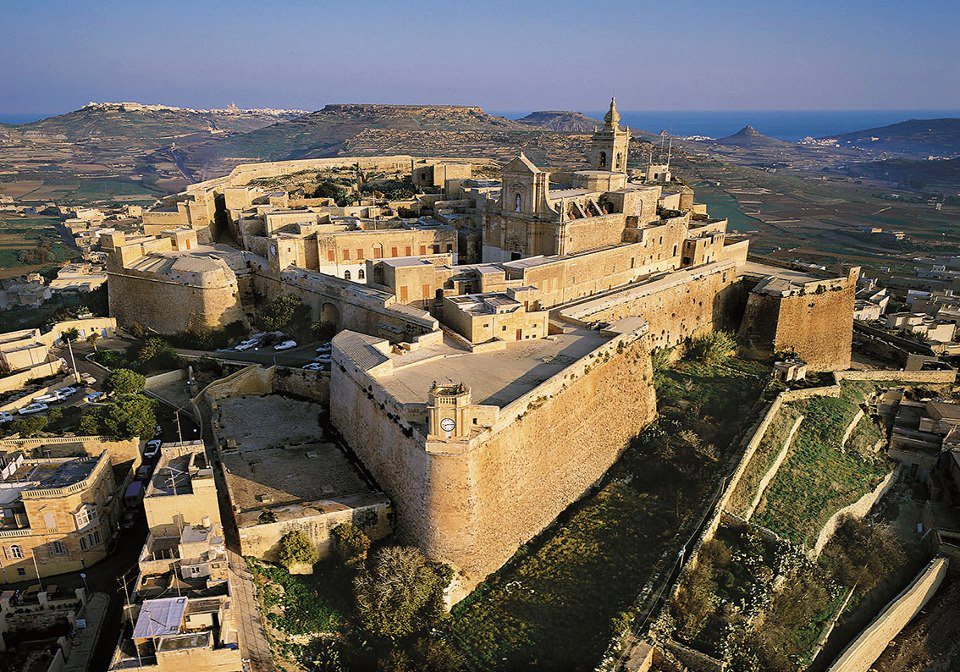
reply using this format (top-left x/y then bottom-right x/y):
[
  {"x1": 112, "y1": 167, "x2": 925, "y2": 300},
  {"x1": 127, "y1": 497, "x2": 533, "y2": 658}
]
[{"x1": 589, "y1": 97, "x2": 630, "y2": 173}]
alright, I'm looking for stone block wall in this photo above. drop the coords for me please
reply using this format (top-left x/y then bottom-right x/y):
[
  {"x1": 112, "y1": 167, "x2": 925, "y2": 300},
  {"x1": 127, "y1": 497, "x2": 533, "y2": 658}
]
[
  {"x1": 827, "y1": 557, "x2": 948, "y2": 672},
  {"x1": 332, "y1": 330, "x2": 657, "y2": 597}
]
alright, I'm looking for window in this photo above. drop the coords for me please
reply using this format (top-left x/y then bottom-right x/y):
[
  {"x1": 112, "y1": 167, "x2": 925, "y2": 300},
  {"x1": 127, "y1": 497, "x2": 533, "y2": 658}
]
[
  {"x1": 327, "y1": 250, "x2": 335, "y2": 262},
  {"x1": 358, "y1": 269, "x2": 365, "y2": 280},
  {"x1": 422, "y1": 284, "x2": 430, "y2": 299},
  {"x1": 356, "y1": 248, "x2": 364, "y2": 259},
  {"x1": 80, "y1": 536, "x2": 87, "y2": 551},
  {"x1": 419, "y1": 245, "x2": 427, "y2": 255},
  {"x1": 373, "y1": 248, "x2": 382, "y2": 259},
  {"x1": 74, "y1": 507, "x2": 90, "y2": 529},
  {"x1": 446, "y1": 244, "x2": 453, "y2": 253},
  {"x1": 599, "y1": 152, "x2": 607, "y2": 169},
  {"x1": 515, "y1": 193, "x2": 522, "y2": 212},
  {"x1": 190, "y1": 565, "x2": 203, "y2": 576},
  {"x1": 432, "y1": 244, "x2": 440, "y2": 254},
  {"x1": 17, "y1": 568, "x2": 25, "y2": 576},
  {"x1": 399, "y1": 286, "x2": 408, "y2": 302},
  {"x1": 10, "y1": 544, "x2": 23, "y2": 559},
  {"x1": 51, "y1": 541, "x2": 66, "y2": 555},
  {"x1": 405, "y1": 246, "x2": 412, "y2": 256},
  {"x1": 391, "y1": 247, "x2": 398, "y2": 257},
  {"x1": 342, "y1": 249, "x2": 350, "y2": 261},
  {"x1": 93, "y1": 530, "x2": 101, "y2": 545},
  {"x1": 344, "y1": 270, "x2": 351, "y2": 281}
]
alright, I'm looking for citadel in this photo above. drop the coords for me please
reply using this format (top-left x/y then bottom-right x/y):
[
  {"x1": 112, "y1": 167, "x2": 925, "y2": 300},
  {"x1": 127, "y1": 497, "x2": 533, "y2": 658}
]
[{"x1": 103, "y1": 98, "x2": 858, "y2": 598}]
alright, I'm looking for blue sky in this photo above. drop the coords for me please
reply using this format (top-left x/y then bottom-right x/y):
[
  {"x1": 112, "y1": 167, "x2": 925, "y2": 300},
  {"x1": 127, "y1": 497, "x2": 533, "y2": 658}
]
[{"x1": 1, "y1": 0, "x2": 958, "y2": 114}]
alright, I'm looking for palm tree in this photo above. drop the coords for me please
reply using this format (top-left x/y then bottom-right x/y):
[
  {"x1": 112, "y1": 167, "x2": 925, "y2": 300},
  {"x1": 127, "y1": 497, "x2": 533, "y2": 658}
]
[{"x1": 87, "y1": 331, "x2": 100, "y2": 352}]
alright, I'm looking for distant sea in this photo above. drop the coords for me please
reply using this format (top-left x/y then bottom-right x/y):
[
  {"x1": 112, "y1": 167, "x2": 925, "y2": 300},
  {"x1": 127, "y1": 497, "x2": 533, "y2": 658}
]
[
  {"x1": 495, "y1": 109, "x2": 960, "y2": 142},
  {"x1": 0, "y1": 113, "x2": 55, "y2": 124}
]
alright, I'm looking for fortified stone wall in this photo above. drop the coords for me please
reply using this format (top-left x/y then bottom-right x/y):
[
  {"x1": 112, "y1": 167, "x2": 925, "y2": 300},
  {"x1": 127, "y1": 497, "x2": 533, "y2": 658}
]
[
  {"x1": 107, "y1": 268, "x2": 246, "y2": 334},
  {"x1": 331, "y1": 330, "x2": 657, "y2": 596},
  {"x1": 740, "y1": 269, "x2": 857, "y2": 371},
  {"x1": 559, "y1": 260, "x2": 743, "y2": 350}
]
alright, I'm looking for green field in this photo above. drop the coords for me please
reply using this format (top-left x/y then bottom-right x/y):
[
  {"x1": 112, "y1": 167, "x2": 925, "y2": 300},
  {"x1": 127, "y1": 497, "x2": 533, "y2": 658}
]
[{"x1": 0, "y1": 214, "x2": 77, "y2": 275}]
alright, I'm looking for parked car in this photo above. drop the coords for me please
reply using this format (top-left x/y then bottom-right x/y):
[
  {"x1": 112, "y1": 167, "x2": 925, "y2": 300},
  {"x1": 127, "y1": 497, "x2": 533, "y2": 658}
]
[
  {"x1": 54, "y1": 386, "x2": 78, "y2": 398},
  {"x1": 33, "y1": 393, "x2": 62, "y2": 404},
  {"x1": 84, "y1": 391, "x2": 106, "y2": 404},
  {"x1": 0, "y1": 412, "x2": 13, "y2": 423},
  {"x1": 274, "y1": 340, "x2": 297, "y2": 351},
  {"x1": 234, "y1": 339, "x2": 258, "y2": 351},
  {"x1": 144, "y1": 439, "x2": 162, "y2": 458},
  {"x1": 315, "y1": 342, "x2": 332, "y2": 353},
  {"x1": 19, "y1": 403, "x2": 49, "y2": 415},
  {"x1": 80, "y1": 373, "x2": 97, "y2": 386},
  {"x1": 314, "y1": 354, "x2": 332, "y2": 364},
  {"x1": 302, "y1": 362, "x2": 323, "y2": 371}
]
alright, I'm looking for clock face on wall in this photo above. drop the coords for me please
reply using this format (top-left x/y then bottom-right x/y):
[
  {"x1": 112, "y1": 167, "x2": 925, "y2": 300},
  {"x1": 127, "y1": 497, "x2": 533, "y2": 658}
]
[{"x1": 440, "y1": 417, "x2": 456, "y2": 432}]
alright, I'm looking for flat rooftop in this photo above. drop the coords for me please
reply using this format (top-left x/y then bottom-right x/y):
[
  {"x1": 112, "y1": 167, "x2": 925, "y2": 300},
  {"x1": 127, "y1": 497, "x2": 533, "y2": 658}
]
[
  {"x1": 8, "y1": 457, "x2": 97, "y2": 489},
  {"x1": 375, "y1": 328, "x2": 609, "y2": 407},
  {"x1": 741, "y1": 261, "x2": 821, "y2": 284}
]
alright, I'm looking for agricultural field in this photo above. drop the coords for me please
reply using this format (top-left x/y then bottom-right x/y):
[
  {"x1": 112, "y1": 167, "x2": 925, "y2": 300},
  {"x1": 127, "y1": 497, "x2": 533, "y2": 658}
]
[
  {"x1": 0, "y1": 214, "x2": 77, "y2": 278},
  {"x1": 447, "y1": 353, "x2": 770, "y2": 671},
  {"x1": 751, "y1": 383, "x2": 890, "y2": 546},
  {"x1": 679, "y1": 157, "x2": 960, "y2": 278}
]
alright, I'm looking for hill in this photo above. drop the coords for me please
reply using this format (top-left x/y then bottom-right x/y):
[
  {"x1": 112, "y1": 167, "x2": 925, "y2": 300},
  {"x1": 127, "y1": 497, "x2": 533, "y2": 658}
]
[
  {"x1": 0, "y1": 102, "x2": 306, "y2": 203},
  {"x1": 517, "y1": 110, "x2": 601, "y2": 132},
  {"x1": 180, "y1": 103, "x2": 539, "y2": 178},
  {"x1": 711, "y1": 125, "x2": 791, "y2": 148},
  {"x1": 823, "y1": 118, "x2": 960, "y2": 158},
  {"x1": 844, "y1": 156, "x2": 960, "y2": 193}
]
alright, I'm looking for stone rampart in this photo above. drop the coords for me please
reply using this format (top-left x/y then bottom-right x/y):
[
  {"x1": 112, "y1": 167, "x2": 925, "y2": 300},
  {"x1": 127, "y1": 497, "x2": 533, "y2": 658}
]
[
  {"x1": 332, "y1": 330, "x2": 657, "y2": 597},
  {"x1": 559, "y1": 260, "x2": 741, "y2": 351},
  {"x1": 107, "y1": 267, "x2": 245, "y2": 334},
  {"x1": 812, "y1": 469, "x2": 898, "y2": 557},
  {"x1": 827, "y1": 557, "x2": 949, "y2": 672}
]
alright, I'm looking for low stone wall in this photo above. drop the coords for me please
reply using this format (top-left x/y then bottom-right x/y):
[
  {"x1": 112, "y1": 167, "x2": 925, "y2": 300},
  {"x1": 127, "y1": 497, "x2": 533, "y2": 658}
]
[
  {"x1": 812, "y1": 468, "x2": 898, "y2": 557},
  {"x1": 0, "y1": 360, "x2": 64, "y2": 395},
  {"x1": 827, "y1": 556, "x2": 949, "y2": 672},
  {"x1": 236, "y1": 496, "x2": 391, "y2": 562},
  {"x1": 0, "y1": 374, "x2": 76, "y2": 413},
  {"x1": 839, "y1": 409, "x2": 865, "y2": 450},
  {"x1": 744, "y1": 414, "x2": 804, "y2": 520},
  {"x1": 0, "y1": 435, "x2": 140, "y2": 469},
  {"x1": 835, "y1": 369, "x2": 957, "y2": 385},
  {"x1": 273, "y1": 366, "x2": 330, "y2": 404}
]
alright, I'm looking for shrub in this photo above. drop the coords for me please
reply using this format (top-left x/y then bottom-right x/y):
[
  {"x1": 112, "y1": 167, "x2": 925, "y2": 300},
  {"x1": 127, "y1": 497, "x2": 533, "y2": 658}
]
[
  {"x1": 685, "y1": 331, "x2": 737, "y2": 366},
  {"x1": 78, "y1": 412, "x2": 101, "y2": 435},
  {"x1": 277, "y1": 529, "x2": 318, "y2": 570},
  {"x1": 105, "y1": 368, "x2": 146, "y2": 395},
  {"x1": 128, "y1": 337, "x2": 180, "y2": 373},
  {"x1": 332, "y1": 523, "x2": 371, "y2": 567},
  {"x1": 354, "y1": 546, "x2": 451, "y2": 640}
]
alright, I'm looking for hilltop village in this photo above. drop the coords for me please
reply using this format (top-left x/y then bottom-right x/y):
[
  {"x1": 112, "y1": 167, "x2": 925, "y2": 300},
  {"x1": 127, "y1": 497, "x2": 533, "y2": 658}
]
[{"x1": 0, "y1": 101, "x2": 958, "y2": 672}]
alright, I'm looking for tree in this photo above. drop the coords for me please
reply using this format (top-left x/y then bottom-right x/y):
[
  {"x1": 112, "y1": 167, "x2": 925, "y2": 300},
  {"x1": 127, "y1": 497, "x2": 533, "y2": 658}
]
[
  {"x1": 332, "y1": 523, "x2": 371, "y2": 567},
  {"x1": 105, "y1": 368, "x2": 146, "y2": 395},
  {"x1": 60, "y1": 327, "x2": 80, "y2": 343},
  {"x1": 100, "y1": 394, "x2": 156, "y2": 440},
  {"x1": 258, "y1": 294, "x2": 310, "y2": 333},
  {"x1": 353, "y1": 546, "x2": 452, "y2": 640},
  {"x1": 86, "y1": 331, "x2": 101, "y2": 352},
  {"x1": 128, "y1": 337, "x2": 180, "y2": 373},
  {"x1": 78, "y1": 411, "x2": 101, "y2": 436},
  {"x1": 11, "y1": 414, "x2": 48, "y2": 438},
  {"x1": 277, "y1": 529, "x2": 318, "y2": 570}
]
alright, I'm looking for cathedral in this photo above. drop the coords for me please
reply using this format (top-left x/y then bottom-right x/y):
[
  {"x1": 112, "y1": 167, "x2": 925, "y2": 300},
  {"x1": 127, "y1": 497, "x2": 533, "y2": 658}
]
[{"x1": 482, "y1": 97, "x2": 662, "y2": 262}]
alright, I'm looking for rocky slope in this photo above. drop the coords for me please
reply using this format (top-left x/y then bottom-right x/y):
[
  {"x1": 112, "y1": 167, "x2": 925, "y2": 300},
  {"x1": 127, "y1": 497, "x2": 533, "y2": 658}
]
[{"x1": 517, "y1": 110, "x2": 601, "y2": 132}]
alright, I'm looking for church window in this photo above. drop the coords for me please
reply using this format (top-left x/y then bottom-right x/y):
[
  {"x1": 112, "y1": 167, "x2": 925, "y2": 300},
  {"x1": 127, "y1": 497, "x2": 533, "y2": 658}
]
[
  {"x1": 599, "y1": 152, "x2": 607, "y2": 169},
  {"x1": 514, "y1": 193, "x2": 522, "y2": 212},
  {"x1": 344, "y1": 270, "x2": 351, "y2": 280},
  {"x1": 358, "y1": 269, "x2": 365, "y2": 280},
  {"x1": 10, "y1": 544, "x2": 23, "y2": 559}
]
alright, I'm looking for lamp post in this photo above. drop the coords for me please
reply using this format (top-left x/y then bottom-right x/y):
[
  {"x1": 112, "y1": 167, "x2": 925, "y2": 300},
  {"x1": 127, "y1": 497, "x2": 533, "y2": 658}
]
[{"x1": 79, "y1": 572, "x2": 89, "y2": 596}]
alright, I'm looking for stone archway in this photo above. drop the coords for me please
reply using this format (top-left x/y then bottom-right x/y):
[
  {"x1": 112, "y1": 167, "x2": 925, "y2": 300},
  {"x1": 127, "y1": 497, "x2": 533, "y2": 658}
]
[{"x1": 321, "y1": 302, "x2": 340, "y2": 329}]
